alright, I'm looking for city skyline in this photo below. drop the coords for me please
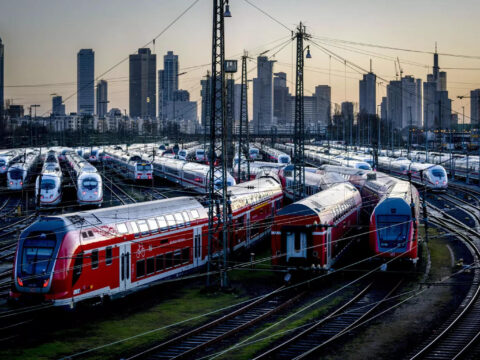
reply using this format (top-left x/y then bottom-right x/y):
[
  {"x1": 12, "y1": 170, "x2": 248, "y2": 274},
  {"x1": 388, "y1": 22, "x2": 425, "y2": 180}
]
[{"x1": 1, "y1": 0, "x2": 480, "y2": 122}]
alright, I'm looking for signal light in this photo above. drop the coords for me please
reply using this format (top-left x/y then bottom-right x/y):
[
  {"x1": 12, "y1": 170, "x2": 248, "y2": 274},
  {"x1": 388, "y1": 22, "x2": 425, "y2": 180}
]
[{"x1": 17, "y1": 277, "x2": 23, "y2": 287}]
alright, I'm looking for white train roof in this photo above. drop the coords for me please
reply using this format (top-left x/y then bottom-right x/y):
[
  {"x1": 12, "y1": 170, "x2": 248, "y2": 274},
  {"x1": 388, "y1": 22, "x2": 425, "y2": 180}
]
[{"x1": 229, "y1": 176, "x2": 282, "y2": 212}]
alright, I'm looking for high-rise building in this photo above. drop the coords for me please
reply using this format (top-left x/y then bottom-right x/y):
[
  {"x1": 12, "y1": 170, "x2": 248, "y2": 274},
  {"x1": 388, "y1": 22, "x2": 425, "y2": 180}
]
[
  {"x1": 96, "y1": 80, "x2": 108, "y2": 118},
  {"x1": 386, "y1": 80, "x2": 403, "y2": 129},
  {"x1": 173, "y1": 90, "x2": 190, "y2": 102},
  {"x1": 273, "y1": 72, "x2": 289, "y2": 126},
  {"x1": 163, "y1": 51, "x2": 179, "y2": 102},
  {"x1": 380, "y1": 96, "x2": 387, "y2": 122},
  {"x1": 401, "y1": 76, "x2": 422, "y2": 128},
  {"x1": 77, "y1": 49, "x2": 95, "y2": 115},
  {"x1": 52, "y1": 96, "x2": 65, "y2": 116},
  {"x1": 129, "y1": 48, "x2": 156, "y2": 118},
  {"x1": 423, "y1": 48, "x2": 452, "y2": 129},
  {"x1": 359, "y1": 72, "x2": 376, "y2": 115},
  {"x1": 0, "y1": 38, "x2": 4, "y2": 117},
  {"x1": 314, "y1": 85, "x2": 331, "y2": 127},
  {"x1": 253, "y1": 56, "x2": 275, "y2": 131},
  {"x1": 233, "y1": 83, "x2": 242, "y2": 126},
  {"x1": 470, "y1": 89, "x2": 480, "y2": 127},
  {"x1": 200, "y1": 74, "x2": 211, "y2": 127}
]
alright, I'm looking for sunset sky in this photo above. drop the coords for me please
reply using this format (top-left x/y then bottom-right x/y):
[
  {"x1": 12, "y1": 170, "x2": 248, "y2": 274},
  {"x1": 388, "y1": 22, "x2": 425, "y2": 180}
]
[{"x1": 1, "y1": 0, "x2": 479, "y2": 121}]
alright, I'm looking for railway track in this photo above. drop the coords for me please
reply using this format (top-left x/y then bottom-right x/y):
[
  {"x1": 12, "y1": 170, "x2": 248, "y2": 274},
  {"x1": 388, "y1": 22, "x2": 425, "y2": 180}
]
[
  {"x1": 124, "y1": 286, "x2": 304, "y2": 360},
  {"x1": 407, "y1": 205, "x2": 480, "y2": 359},
  {"x1": 253, "y1": 280, "x2": 402, "y2": 360},
  {"x1": 435, "y1": 193, "x2": 480, "y2": 227},
  {"x1": 0, "y1": 197, "x2": 21, "y2": 223},
  {"x1": 103, "y1": 180, "x2": 136, "y2": 205}
]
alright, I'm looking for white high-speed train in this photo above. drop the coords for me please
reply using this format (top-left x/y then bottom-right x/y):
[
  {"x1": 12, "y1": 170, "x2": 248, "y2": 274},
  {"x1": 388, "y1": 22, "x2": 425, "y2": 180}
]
[
  {"x1": 66, "y1": 152, "x2": 103, "y2": 206},
  {"x1": 7, "y1": 150, "x2": 40, "y2": 190}
]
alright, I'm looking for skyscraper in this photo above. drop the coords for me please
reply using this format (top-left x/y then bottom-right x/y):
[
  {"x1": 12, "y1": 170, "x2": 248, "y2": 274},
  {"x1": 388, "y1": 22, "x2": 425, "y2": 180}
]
[
  {"x1": 273, "y1": 72, "x2": 289, "y2": 126},
  {"x1": 200, "y1": 73, "x2": 211, "y2": 127},
  {"x1": 96, "y1": 80, "x2": 108, "y2": 118},
  {"x1": 470, "y1": 89, "x2": 480, "y2": 127},
  {"x1": 52, "y1": 96, "x2": 65, "y2": 116},
  {"x1": 423, "y1": 48, "x2": 452, "y2": 129},
  {"x1": 253, "y1": 56, "x2": 275, "y2": 131},
  {"x1": 0, "y1": 38, "x2": 4, "y2": 117},
  {"x1": 163, "y1": 51, "x2": 179, "y2": 102},
  {"x1": 77, "y1": 49, "x2": 95, "y2": 115},
  {"x1": 359, "y1": 71, "x2": 376, "y2": 116},
  {"x1": 314, "y1": 85, "x2": 331, "y2": 127},
  {"x1": 129, "y1": 48, "x2": 156, "y2": 118},
  {"x1": 401, "y1": 76, "x2": 422, "y2": 128}
]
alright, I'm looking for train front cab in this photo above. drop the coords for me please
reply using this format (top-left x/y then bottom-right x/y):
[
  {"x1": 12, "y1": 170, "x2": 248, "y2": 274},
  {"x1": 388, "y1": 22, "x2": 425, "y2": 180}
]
[
  {"x1": 11, "y1": 218, "x2": 68, "y2": 305},
  {"x1": 370, "y1": 198, "x2": 418, "y2": 263}
]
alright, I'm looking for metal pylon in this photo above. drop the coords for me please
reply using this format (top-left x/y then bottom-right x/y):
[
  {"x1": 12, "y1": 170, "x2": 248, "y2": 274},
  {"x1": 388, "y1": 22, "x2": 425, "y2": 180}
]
[{"x1": 207, "y1": 0, "x2": 229, "y2": 288}]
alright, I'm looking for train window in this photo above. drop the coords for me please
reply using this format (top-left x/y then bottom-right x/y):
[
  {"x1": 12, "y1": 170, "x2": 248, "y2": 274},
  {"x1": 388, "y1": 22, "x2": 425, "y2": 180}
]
[
  {"x1": 173, "y1": 251, "x2": 182, "y2": 266},
  {"x1": 182, "y1": 211, "x2": 190, "y2": 225},
  {"x1": 294, "y1": 234, "x2": 301, "y2": 252},
  {"x1": 88, "y1": 230, "x2": 94, "y2": 237},
  {"x1": 190, "y1": 210, "x2": 200, "y2": 219},
  {"x1": 165, "y1": 214, "x2": 176, "y2": 229},
  {"x1": 72, "y1": 252, "x2": 83, "y2": 286},
  {"x1": 157, "y1": 216, "x2": 168, "y2": 231},
  {"x1": 82, "y1": 232, "x2": 88, "y2": 239},
  {"x1": 174, "y1": 213, "x2": 184, "y2": 227},
  {"x1": 136, "y1": 260, "x2": 145, "y2": 278},
  {"x1": 91, "y1": 250, "x2": 99, "y2": 269},
  {"x1": 116, "y1": 223, "x2": 128, "y2": 234},
  {"x1": 182, "y1": 248, "x2": 190, "y2": 264},
  {"x1": 129, "y1": 221, "x2": 140, "y2": 237},
  {"x1": 147, "y1": 218, "x2": 158, "y2": 233},
  {"x1": 137, "y1": 220, "x2": 149, "y2": 235},
  {"x1": 146, "y1": 257, "x2": 155, "y2": 275},
  {"x1": 165, "y1": 252, "x2": 173, "y2": 268},
  {"x1": 106, "y1": 246, "x2": 112, "y2": 265},
  {"x1": 156, "y1": 254, "x2": 164, "y2": 271}
]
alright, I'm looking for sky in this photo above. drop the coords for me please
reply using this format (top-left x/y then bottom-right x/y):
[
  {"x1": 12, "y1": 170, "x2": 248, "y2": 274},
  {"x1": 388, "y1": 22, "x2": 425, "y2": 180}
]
[{"x1": 1, "y1": 0, "x2": 480, "y2": 122}]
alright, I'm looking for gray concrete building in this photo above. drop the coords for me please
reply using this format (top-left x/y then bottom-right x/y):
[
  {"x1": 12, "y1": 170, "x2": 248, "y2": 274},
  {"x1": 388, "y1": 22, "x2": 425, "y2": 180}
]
[
  {"x1": 471, "y1": 89, "x2": 480, "y2": 127},
  {"x1": 129, "y1": 48, "x2": 156, "y2": 118},
  {"x1": 253, "y1": 56, "x2": 275, "y2": 131},
  {"x1": 77, "y1": 49, "x2": 95, "y2": 115},
  {"x1": 52, "y1": 96, "x2": 65, "y2": 116},
  {"x1": 359, "y1": 72, "x2": 376, "y2": 116},
  {"x1": 96, "y1": 80, "x2": 108, "y2": 118},
  {"x1": 314, "y1": 85, "x2": 331, "y2": 127}
]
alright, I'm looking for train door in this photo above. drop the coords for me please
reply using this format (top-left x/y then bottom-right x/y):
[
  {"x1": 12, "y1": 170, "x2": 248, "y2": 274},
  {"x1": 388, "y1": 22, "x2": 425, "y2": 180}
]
[
  {"x1": 119, "y1": 243, "x2": 131, "y2": 292},
  {"x1": 246, "y1": 212, "x2": 251, "y2": 247},
  {"x1": 326, "y1": 228, "x2": 332, "y2": 267},
  {"x1": 286, "y1": 231, "x2": 307, "y2": 261},
  {"x1": 193, "y1": 226, "x2": 202, "y2": 266}
]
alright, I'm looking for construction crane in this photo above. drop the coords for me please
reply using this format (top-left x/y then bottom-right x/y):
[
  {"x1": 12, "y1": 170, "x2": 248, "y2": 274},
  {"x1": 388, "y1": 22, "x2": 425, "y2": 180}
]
[{"x1": 397, "y1": 57, "x2": 403, "y2": 78}]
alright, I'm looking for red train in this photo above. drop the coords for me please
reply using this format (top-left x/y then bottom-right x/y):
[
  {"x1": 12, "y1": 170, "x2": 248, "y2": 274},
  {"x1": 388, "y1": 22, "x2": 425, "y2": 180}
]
[
  {"x1": 11, "y1": 176, "x2": 283, "y2": 308},
  {"x1": 361, "y1": 173, "x2": 420, "y2": 263},
  {"x1": 271, "y1": 183, "x2": 362, "y2": 271}
]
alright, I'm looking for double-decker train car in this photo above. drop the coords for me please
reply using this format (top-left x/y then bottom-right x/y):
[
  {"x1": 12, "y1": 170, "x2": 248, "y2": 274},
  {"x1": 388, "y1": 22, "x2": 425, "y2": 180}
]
[
  {"x1": 7, "y1": 150, "x2": 40, "y2": 190},
  {"x1": 278, "y1": 165, "x2": 346, "y2": 200},
  {"x1": 10, "y1": 176, "x2": 283, "y2": 308},
  {"x1": 151, "y1": 156, "x2": 235, "y2": 193},
  {"x1": 271, "y1": 183, "x2": 362, "y2": 271},
  {"x1": 66, "y1": 152, "x2": 103, "y2": 206},
  {"x1": 232, "y1": 161, "x2": 284, "y2": 182},
  {"x1": 0, "y1": 149, "x2": 22, "y2": 174},
  {"x1": 361, "y1": 173, "x2": 420, "y2": 264}
]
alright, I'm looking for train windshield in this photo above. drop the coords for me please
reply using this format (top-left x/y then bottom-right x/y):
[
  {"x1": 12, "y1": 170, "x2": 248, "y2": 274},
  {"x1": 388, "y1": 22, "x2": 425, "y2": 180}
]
[
  {"x1": 21, "y1": 237, "x2": 56, "y2": 275},
  {"x1": 46, "y1": 155, "x2": 57, "y2": 163},
  {"x1": 0, "y1": 160, "x2": 5, "y2": 166},
  {"x1": 137, "y1": 164, "x2": 152, "y2": 171},
  {"x1": 377, "y1": 215, "x2": 409, "y2": 246},
  {"x1": 250, "y1": 149, "x2": 259, "y2": 156},
  {"x1": 41, "y1": 179, "x2": 56, "y2": 190},
  {"x1": 279, "y1": 156, "x2": 290, "y2": 164},
  {"x1": 431, "y1": 169, "x2": 445, "y2": 178},
  {"x1": 357, "y1": 164, "x2": 371, "y2": 170},
  {"x1": 9, "y1": 168, "x2": 23, "y2": 180},
  {"x1": 82, "y1": 178, "x2": 98, "y2": 190}
]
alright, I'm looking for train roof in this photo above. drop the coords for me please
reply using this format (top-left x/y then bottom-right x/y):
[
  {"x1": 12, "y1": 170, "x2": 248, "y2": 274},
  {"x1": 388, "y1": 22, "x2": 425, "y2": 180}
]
[
  {"x1": 40, "y1": 196, "x2": 206, "y2": 229},
  {"x1": 363, "y1": 173, "x2": 413, "y2": 200},
  {"x1": 229, "y1": 176, "x2": 282, "y2": 212},
  {"x1": 277, "y1": 183, "x2": 360, "y2": 222}
]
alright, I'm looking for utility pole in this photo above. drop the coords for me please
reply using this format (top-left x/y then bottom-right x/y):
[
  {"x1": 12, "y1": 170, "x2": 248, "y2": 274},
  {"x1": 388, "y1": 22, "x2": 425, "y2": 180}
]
[
  {"x1": 238, "y1": 52, "x2": 250, "y2": 182},
  {"x1": 207, "y1": 0, "x2": 231, "y2": 289},
  {"x1": 292, "y1": 22, "x2": 311, "y2": 201},
  {"x1": 408, "y1": 106, "x2": 412, "y2": 157}
]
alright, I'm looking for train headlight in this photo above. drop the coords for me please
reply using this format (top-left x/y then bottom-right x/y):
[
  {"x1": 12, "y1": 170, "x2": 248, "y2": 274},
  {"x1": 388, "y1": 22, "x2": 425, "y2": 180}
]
[
  {"x1": 94, "y1": 191, "x2": 98, "y2": 195},
  {"x1": 17, "y1": 277, "x2": 23, "y2": 287},
  {"x1": 436, "y1": 181, "x2": 439, "y2": 185},
  {"x1": 82, "y1": 191, "x2": 86, "y2": 195},
  {"x1": 9, "y1": 181, "x2": 12, "y2": 185},
  {"x1": 43, "y1": 279, "x2": 49, "y2": 288}
]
